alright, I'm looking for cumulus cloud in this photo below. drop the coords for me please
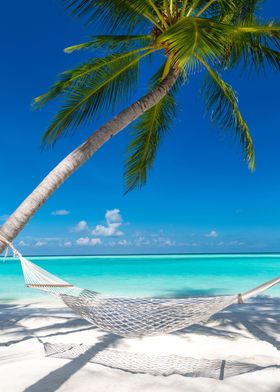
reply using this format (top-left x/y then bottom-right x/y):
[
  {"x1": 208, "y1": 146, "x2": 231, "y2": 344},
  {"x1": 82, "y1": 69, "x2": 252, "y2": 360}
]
[
  {"x1": 76, "y1": 237, "x2": 102, "y2": 246},
  {"x1": 205, "y1": 230, "x2": 219, "y2": 238},
  {"x1": 51, "y1": 209, "x2": 70, "y2": 216},
  {"x1": 76, "y1": 237, "x2": 89, "y2": 246},
  {"x1": 92, "y1": 209, "x2": 124, "y2": 237},
  {"x1": 93, "y1": 224, "x2": 123, "y2": 237},
  {"x1": 91, "y1": 238, "x2": 102, "y2": 246},
  {"x1": 71, "y1": 220, "x2": 89, "y2": 233},
  {"x1": 106, "y1": 209, "x2": 122, "y2": 224}
]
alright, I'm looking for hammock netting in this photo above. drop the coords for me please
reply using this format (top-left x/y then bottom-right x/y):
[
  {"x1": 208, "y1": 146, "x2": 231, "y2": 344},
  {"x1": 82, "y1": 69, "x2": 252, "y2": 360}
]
[
  {"x1": 19, "y1": 253, "x2": 239, "y2": 337},
  {"x1": 1, "y1": 236, "x2": 279, "y2": 378}
]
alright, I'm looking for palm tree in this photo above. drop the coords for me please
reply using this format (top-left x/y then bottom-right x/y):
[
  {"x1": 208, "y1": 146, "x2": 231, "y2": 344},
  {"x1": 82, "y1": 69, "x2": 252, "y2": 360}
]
[{"x1": 0, "y1": 0, "x2": 279, "y2": 251}]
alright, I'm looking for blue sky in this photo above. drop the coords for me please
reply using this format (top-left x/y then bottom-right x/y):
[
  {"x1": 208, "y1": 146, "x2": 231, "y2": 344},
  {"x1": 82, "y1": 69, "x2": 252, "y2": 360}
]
[{"x1": 0, "y1": 1, "x2": 280, "y2": 255}]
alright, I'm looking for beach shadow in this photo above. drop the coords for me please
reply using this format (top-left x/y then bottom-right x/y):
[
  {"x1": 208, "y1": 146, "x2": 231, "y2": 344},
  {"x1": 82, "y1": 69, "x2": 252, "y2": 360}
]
[
  {"x1": 24, "y1": 333, "x2": 121, "y2": 392},
  {"x1": 176, "y1": 296, "x2": 280, "y2": 348},
  {"x1": 179, "y1": 323, "x2": 241, "y2": 339},
  {"x1": 0, "y1": 302, "x2": 96, "y2": 347},
  {"x1": 211, "y1": 296, "x2": 280, "y2": 350},
  {"x1": 41, "y1": 341, "x2": 280, "y2": 380},
  {"x1": 1, "y1": 297, "x2": 279, "y2": 385}
]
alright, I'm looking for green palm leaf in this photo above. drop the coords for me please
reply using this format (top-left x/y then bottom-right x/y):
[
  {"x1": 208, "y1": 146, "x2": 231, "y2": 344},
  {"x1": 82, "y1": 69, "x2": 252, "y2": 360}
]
[
  {"x1": 42, "y1": 48, "x2": 157, "y2": 144},
  {"x1": 124, "y1": 64, "x2": 183, "y2": 192},
  {"x1": 222, "y1": 22, "x2": 280, "y2": 71},
  {"x1": 64, "y1": 35, "x2": 152, "y2": 53},
  {"x1": 62, "y1": 0, "x2": 160, "y2": 33},
  {"x1": 220, "y1": 0, "x2": 263, "y2": 24},
  {"x1": 34, "y1": 47, "x2": 153, "y2": 109},
  {"x1": 157, "y1": 17, "x2": 235, "y2": 68},
  {"x1": 198, "y1": 56, "x2": 256, "y2": 170}
]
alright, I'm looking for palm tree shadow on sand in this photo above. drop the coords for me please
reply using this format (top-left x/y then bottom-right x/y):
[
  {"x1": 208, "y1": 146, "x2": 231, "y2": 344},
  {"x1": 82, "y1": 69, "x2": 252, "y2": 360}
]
[
  {"x1": 210, "y1": 296, "x2": 280, "y2": 351},
  {"x1": 1, "y1": 297, "x2": 279, "y2": 392},
  {"x1": 32, "y1": 299, "x2": 280, "y2": 389},
  {"x1": 24, "y1": 334, "x2": 121, "y2": 392}
]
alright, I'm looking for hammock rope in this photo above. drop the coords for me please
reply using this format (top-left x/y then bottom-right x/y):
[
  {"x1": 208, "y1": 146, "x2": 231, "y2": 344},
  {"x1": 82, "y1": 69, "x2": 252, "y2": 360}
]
[{"x1": 1, "y1": 234, "x2": 279, "y2": 338}]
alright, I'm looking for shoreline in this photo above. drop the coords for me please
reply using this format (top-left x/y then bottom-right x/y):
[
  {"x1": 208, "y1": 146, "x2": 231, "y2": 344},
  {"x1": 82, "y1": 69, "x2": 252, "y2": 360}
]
[{"x1": 3, "y1": 252, "x2": 280, "y2": 259}]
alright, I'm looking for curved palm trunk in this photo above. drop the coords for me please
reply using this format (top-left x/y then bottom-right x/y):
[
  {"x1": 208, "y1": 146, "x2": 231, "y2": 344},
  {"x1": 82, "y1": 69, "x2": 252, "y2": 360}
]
[{"x1": 0, "y1": 69, "x2": 178, "y2": 252}]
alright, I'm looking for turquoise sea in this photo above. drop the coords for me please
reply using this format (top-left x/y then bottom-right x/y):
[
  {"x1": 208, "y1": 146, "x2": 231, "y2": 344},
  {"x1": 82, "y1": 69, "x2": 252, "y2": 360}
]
[{"x1": 0, "y1": 254, "x2": 280, "y2": 301}]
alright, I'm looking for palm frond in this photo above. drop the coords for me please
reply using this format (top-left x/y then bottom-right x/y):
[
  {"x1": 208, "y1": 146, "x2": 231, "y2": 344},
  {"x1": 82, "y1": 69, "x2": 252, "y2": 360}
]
[
  {"x1": 222, "y1": 21, "x2": 280, "y2": 71},
  {"x1": 157, "y1": 17, "x2": 235, "y2": 68},
  {"x1": 42, "y1": 48, "x2": 157, "y2": 145},
  {"x1": 195, "y1": 0, "x2": 216, "y2": 17},
  {"x1": 223, "y1": 36, "x2": 280, "y2": 71},
  {"x1": 237, "y1": 23, "x2": 280, "y2": 34},
  {"x1": 124, "y1": 64, "x2": 183, "y2": 192},
  {"x1": 198, "y1": 55, "x2": 256, "y2": 170},
  {"x1": 34, "y1": 47, "x2": 153, "y2": 109},
  {"x1": 61, "y1": 0, "x2": 161, "y2": 33},
  {"x1": 224, "y1": 0, "x2": 263, "y2": 24},
  {"x1": 64, "y1": 35, "x2": 152, "y2": 53}
]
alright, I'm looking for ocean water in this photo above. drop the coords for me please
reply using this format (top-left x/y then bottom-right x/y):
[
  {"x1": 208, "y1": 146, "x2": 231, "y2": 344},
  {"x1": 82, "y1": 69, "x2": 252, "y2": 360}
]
[{"x1": 0, "y1": 254, "x2": 279, "y2": 301}]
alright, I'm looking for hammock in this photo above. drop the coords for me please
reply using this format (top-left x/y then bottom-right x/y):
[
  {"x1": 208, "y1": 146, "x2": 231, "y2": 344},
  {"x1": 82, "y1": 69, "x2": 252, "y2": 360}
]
[{"x1": 1, "y1": 235, "x2": 280, "y2": 338}]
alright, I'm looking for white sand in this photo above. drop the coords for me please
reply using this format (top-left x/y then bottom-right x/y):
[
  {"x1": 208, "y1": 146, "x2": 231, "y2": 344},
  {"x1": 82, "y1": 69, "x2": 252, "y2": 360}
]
[{"x1": 0, "y1": 296, "x2": 279, "y2": 392}]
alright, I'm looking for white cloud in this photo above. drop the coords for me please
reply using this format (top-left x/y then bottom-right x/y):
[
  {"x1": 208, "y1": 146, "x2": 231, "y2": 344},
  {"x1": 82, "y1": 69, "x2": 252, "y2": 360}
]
[
  {"x1": 76, "y1": 237, "x2": 102, "y2": 246},
  {"x1": 135, "y1": 239, "x2": 151, "y2": 246},
  {"x1": 108, "y1": 239, "x2": 131, "y2": 247},
  {"x1": 164, "y1": 239, "x2": 175, "y2": 246},
  {"x1": 34, "y1": 241, "x2": 47, "y2": 247},
  {"x1": 133, "y1": 231, "x2": 177, "y2": 247},
  {"x1": 117, "y1": 240, "x2": 130, "y2": 246},
  {"x1": 63, "y1": 241, "x2": 72, "y2": 248},
  {"x1": 229, "y1": 240, "x2": 245, "y2": 246},
  {"x1": 76, "y1": 237, "x2": 89, "y2": 246},
  {"x1": 71, "y1": 220, "x2": 89, "y2": 233},
  {"x1": 92, "y1": 209, "x2": 124, "y2": 237},
  {"x1": 18, "y1": 240, "x2": 29, "y2": 247},
  {"x1": 205, "y1": 230, "x2": 219, "y2": 238},
  {"x1": 91, "y1": 238, "x2": 102, "y2": 246},
  {"x1": 217, "y1": 241, "x2": 225, "y2": 246},
  {"x1": 106, "y1": 209, "x2": 122, "y2": 224},
  {"x1": 52, "y1": 209, "x2": 70, "y2": 216},
  {"x1": 150, "y1": 231, "x2": 176, "y2": 247},
  {"x1": 93, "y1": 224, "x2": 123, "y2": 237},
  {"x1": 179, "y1": 241, "x2": 199, "y2": 247},
  {"x1": 217, "y1": 240, "x2": 245, "y2": 247}
]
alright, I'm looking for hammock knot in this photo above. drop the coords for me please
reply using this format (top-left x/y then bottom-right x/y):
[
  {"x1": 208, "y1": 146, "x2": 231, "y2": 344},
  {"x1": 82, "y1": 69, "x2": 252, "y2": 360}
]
[{"x1": 237, "y1": 294, "x2": 244, "y2": 304}]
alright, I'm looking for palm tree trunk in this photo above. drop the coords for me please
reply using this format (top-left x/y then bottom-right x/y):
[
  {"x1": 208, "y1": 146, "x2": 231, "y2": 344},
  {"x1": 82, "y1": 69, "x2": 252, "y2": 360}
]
[{"x1": 0, "y1": 69, "x2": 178, "y2": 252}]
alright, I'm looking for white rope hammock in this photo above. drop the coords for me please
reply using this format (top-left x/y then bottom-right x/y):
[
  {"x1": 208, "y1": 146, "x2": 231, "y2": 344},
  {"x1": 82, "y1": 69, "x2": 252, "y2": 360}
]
[{"x1": 1, "y1": 234, "x2": 279, "y2": 338}]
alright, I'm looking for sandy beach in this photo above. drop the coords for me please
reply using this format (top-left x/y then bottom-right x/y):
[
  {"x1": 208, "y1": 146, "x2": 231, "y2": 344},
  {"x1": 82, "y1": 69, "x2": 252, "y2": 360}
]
[{"x1": 0, "y1": 296, "x2": 279, "y2": 392}]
